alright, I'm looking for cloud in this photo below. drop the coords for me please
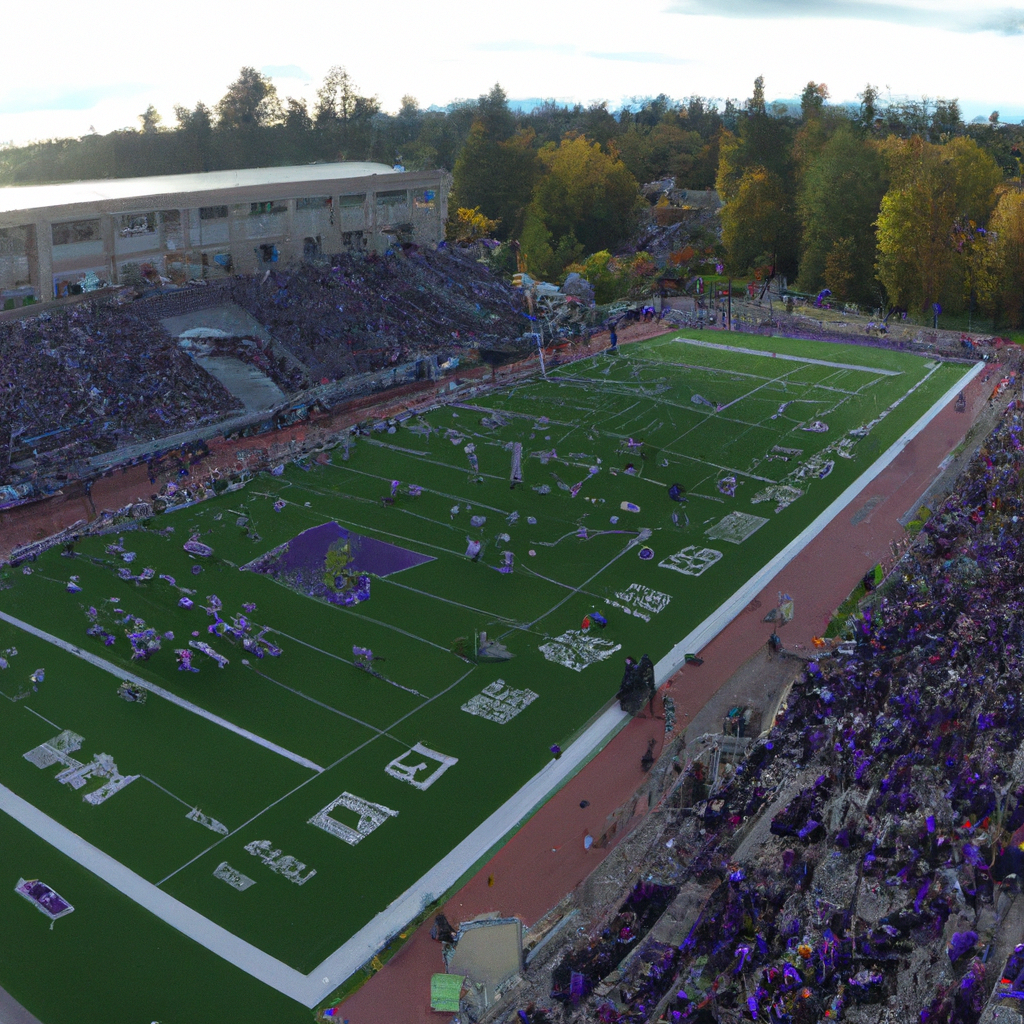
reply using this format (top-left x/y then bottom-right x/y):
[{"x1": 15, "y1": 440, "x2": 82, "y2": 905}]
[
  {"x1": 976, "y1": 7, "x2": 1024, "y2": 31},
  {"x1": 261, "y1": 65, "x2": 311, "y2": 80},
  {"x1": 665, "y1": 0, "x2": 1024, "y2": 34},
  {"x1": 0, "y1": 83, "x2": 153, "y2": 115},
  {"x1": 475, "y1": 40, "x2": 576, "y2": 55},
  {"x1": 587, "y1": 51, "x2": 692, "y2": 65}
]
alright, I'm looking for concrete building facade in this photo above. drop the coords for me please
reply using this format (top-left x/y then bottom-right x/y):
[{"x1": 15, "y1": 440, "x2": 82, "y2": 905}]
[{"x1": 0, "y1": 162, "x2": 450, "y2": 306}]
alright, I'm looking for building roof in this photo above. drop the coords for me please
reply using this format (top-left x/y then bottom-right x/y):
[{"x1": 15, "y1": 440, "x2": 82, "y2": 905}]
[{"x1": 0, "y1": 162, "x2": 402, "y2": 216}]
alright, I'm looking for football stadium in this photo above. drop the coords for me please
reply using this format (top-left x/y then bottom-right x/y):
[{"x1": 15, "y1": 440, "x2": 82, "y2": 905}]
[{"x1": 0, "y1": 322, "x2": 979, "y2": 1022}]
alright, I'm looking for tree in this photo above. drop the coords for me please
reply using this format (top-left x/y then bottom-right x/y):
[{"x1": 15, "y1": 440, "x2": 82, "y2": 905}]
[
  {"x1": 876, "y1": 136, "x2": 1002, "y2": 312},
  {"x1": 822, "y1": 236, "x2": 857, "y2": 300},
  {"x1": 857, "y1": 84, "x2": 879, "y2": 132},
  {"x1": 173, "y1": 102, "x2": 213, "y2": 172},
  {"x1": 138, "y1": 105, "x2": 162, "y2": 133},
  {"x1": 451, "y1": 123, "x2": 539, "y2": 240},
  {"x1": 453, "y1": 207, "x2": 500, "y2": 242},
  {"x1": 930, "y1": 99, "x2": 963, "y2": 140},
  {"x1": 315, "y1": 66, "x2": 357, "y2": 126},
  {"x1": 981, "y1": 189, "x2": 1024, "y2": 326},
  {"x1": 174, "y1": 102, "x2": 212, "y2": 133},
  {"x1": 800, "y1": 82, "x2": 829, "y2": 120},
  {"x1": 717, "y1": 79, "x2": 800, "y2": 276},
  {"x1": 719, "y1": 166, "x2": 794, "y2": 274},
  {"x1": 748, "y1": 76, "x2": 767, "y2": 116},
  {"x1": 216, "y1": 67, "x2": 282, "y2": 129},
  {"x1": 797, "y1": 123, "x2": 886, "y2": 303},
  {"x1": 284, "y1": 98, "x2": 312, "y2": 132},
  {"x1": 529, "y1": 135, "x2": 645, "y2": 256},
  {"x1": 476, "y1": 84, "x2": 515, "y2": 142}
]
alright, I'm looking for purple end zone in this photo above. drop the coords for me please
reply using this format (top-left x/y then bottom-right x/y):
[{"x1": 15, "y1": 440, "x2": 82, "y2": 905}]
[
  {"x1": 275, "y1": 522, "x2": 433, "y2": 577},
  {"x1": 242, "y1": 522, "x2": 433, "y2": 606}
]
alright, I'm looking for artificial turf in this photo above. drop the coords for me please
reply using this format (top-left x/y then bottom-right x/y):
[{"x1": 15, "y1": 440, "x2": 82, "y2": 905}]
[{"x1": 0, "y1": 332, "x2": 969, "y2": 1021}]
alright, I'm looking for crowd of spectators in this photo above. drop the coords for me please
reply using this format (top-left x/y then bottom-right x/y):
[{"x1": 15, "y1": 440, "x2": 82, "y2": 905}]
[
  {"x1": 225, "y1": 244, "x2": 529, "y2": 383},
  {"x1": 522, "y1": 396, "x2": 1024, "y2": 1023},
  {"x1": 0, "y1": 303, "x2": 241, "y2": 480},
  {"x1": 0, "y1": 245, "x2": 533, "y2": 484}
]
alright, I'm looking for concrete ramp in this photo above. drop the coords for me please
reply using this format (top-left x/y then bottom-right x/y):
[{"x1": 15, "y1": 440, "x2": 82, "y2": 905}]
[
  {"x1": 193, "y1": 355, "x2": 285, "y2": 414},
  {"x1": 447, "y1": 916, "x2": 523, "y2": 1012}
]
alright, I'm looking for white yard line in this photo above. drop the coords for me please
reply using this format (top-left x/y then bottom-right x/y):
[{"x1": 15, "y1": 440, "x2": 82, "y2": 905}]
[
  {"x1": 0, "y1": 610, "x2": 324, "y2": 774},
  {"x1": 664, "y1": 336, "x2": 904, "y2": 375},
  {"x1": 0, "y1": 359, "x2": 981, "y2": 1010}
]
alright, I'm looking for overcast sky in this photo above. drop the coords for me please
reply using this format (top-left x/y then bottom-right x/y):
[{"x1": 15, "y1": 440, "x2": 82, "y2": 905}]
[{"x1": 0, "y1": 0, "x2": 1019, "y2": 147}]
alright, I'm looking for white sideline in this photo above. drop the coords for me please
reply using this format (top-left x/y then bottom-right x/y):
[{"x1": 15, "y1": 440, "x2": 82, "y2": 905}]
[
  {"x1": 0, "y1": 359, "x2": 982, "y2": 1008},
  {"x1": 653, "y1": 359, "x2": 982, "y2": 684},
  {"x1": 0, "y1": 783, "x2": 312, "y2": 1004},
  {"x1": 0, "y1": 611, "x2": 324, "y2": 774}
]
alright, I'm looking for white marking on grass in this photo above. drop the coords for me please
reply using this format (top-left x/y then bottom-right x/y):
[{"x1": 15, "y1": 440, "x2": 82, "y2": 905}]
[
  {"x1": 539, "y1": 630, "x2": 622, "y2": 671},
  {"x1": 25, "y1": 706, "x2": 63, "y2": 730},
  {"x1": 244, "y1": 659, "x2": 416, "y2": 731},
  {"x1": 378, "y1": 576, "x2": 516, "y2": 622},
  {"x1": 155, "y1": 664, "x2": 479, "y2": 889},
  {"x1": 309, "y1": 792, "x2": 398, "y2": 846},
  {"x1": 653, "y1": 359, "x2": 982, "y2": 681},
  {"x1": 361, "y1": 436, "x2": 507, "y2": 481},
  {"x1": 0, "y1": 783, "x2": 307, "y2": 1000},
  {"x1": 461, "y1": 680, "x2": 538, "y2": 723},
  {"x1": 142, "y1": 776, "x2": 194, "y2": 809},
  {"x1": 384, "y1": 743, "x2": 458, "y2": 789},
  {"x1": 0, "y1": 610, "x2": 325, "y2": 775},
  {"x1": 659, "y1": 336, "x2": 904, "y2": 375},
  {"x1": 213, "y1": 861, "x2": 256, "y2": 891},
  {"x1": 706, "y1": 512, "x2": 769, "y2": 545},
  {"x1": 526, "y1": 541, "x2": 637, "y2": 629}
]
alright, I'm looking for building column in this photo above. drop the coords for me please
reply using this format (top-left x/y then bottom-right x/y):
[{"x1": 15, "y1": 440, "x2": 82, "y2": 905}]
[
  {"x1": 228, "y1": 204, "x2": 242, "y2": 275},
  {"x1": 285, "y1": 199, "x2": 296, "y2": 261},
  {"x1": 101, "y1": 214, "x2": 116, "y2": 285},
  {"x1": 34, "y1": 218, "x2": 52, "y2": 300},
  {"x1": 367, "y1": 178, "x2": 378, "y2": 252}
]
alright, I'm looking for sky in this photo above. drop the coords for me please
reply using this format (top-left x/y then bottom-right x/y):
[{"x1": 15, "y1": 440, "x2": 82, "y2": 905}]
[{"x1": 0, "y1": 0, "x2": 1020, "y2": 147}]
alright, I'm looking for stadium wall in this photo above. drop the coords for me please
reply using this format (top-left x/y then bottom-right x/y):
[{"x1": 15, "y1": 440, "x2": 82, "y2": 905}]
[{"x1": 0, "y1": 164, "x2": 450, "y2": 306}]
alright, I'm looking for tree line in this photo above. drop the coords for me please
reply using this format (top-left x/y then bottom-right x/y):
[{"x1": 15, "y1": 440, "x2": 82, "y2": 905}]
[{"x1": 3, "y1": 68, "x2": 1024, "y2": 325}]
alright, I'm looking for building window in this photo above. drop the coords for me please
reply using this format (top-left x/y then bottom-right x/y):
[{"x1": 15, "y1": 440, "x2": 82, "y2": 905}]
[
  {"x1": 341, "y1": 231, "x2": 364, "y2": 250},
  {"x1": 338, "y1": 193, "x2": 365, "y2": 208},
  {"x1": 52, "y1": 220, "x2": 101, "y2": 245},
  {"x1": 119, "y1": 213, "x2": 156, "y2": 237},
  {"x1": 296, "y1": 196, "x2": 331, "y2": 210},
  {"x1": 413, "y1": 190, "x2": 437, "y2": 210},
  {"x1": 199, "y1": 206, "x2": 229, "y2": 221},
  {"x1": 249, "y1": 201, "x2": 288, "y2": 216},
  {"x1": 384, "y1": 223, "x2": 414, "y2": 245},
  {"x1": 202, "y1": 251, "x2": 232, "y2": 277},
  {"x1": 376, "y1": 190, "x2": 408, "y2": 207}
]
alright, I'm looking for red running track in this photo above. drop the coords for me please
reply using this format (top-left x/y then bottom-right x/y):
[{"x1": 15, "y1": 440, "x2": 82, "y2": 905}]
[{"x1": 336, "y1": 363, "x2": 993, "y2": 1023}]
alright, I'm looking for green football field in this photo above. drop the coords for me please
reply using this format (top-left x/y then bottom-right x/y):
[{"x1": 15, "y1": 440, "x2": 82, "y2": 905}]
[{"x1": 0, "y1": 333, "x2": 971, "y2": 1022}]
